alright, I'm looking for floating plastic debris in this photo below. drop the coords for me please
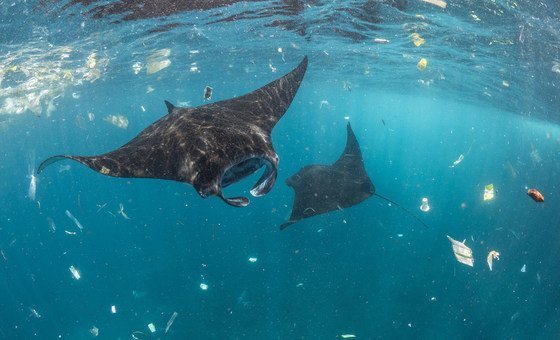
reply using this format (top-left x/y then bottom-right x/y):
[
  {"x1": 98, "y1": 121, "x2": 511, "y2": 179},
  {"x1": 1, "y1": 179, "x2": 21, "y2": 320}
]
[
  {"x1": 269, "y1": 63, "x2": 277, "y2": 73},
  {"x1": 483, "y1": 184, "x2": 495, "y2": 201},
  {"x1": 87, "y1": 112, "x2": 95, "y2": 121},
  {"x1": 111, "y1": 305, "x2": 117, "y2": 314},
  {"x1": 248, "y1": 257, "x2": 257, "y2": 263},
  {"x1": 553, "y1": 61, "x2": 560, "y2": 74},
  {"x1": 200, "y1": 283, "x2": 208, "y2": 290},
  {"x1": 132, "y1": 62, "x2": 142, "y2": 74},
  {"x1": 90, "y1": 326, "x2": 99, "y2": 337},
  {"x1": 397, "y1": 233, "x2": 404, "y2": 237},
  {"x1": 69, "y1": 265, "x2": 81, "y2": 280},
  {"x1": 447, "y1": 235, "x2": 474, "y2": 267},
  {"x1": 420, "y1": 197, "x2": 430, "y2": 212},
  {"x1": 421, "y1": 0, "x2": 447, "y2": 8},
  {"x1": 64, "y1": 230, "x2": 77, "y2": 235},
  {"x1": 203, "y1": 86, "x2": 213, "y2": 100},
  {"x1": 146, "y1": 49, "x2": 171, "y2": 75},
  {"x1": 65, "y1": 210, "x2": 83, "y2": 231},
  {"x1": 104, "y1": 115, "x2": 129, "y2": 129},
  {"x1": 165, "y1": 312, "x2": 178, "y2": 334},
  {"x1": 341, "y1": 335, "x2": 356, "y2": 339},
  {"x1": 296, "y1": 283, "x2": 303, "y2": 287},
  {"x1": 417, "y1": 58, "x2": 428, "y2": 71},
  {"x1": 86, "y1": 53, "x2": 97, "y2": 69},
  {"x1": 118, "y1": 203, "x2": 131, "y2": 219},
  {"x1": 410, "y1": 33, "x2": 425, "y2": 47},
  {"x1": 449, "y1": 154, "x2": 464, "y2": 168},
  {"x1": 374, "y1": 38, "x2": 390, "y2": 44},
  {"x1": 148, "y1": 323, "x2": 156, "y2": 333},
  {"x1": 47, "y1": 217, "x2": 56, "y2": 233},
  {"x1": 28, "y1": 173, "x2": 37, "y2": 201},
  {"x1": 527, "y1": 188, "x2": 544, "y2": 202},
  {"x1": 29, "y1": 307, "x2": 41, "y2": 318},
  {"x1": 487, "y1": 250, "x2": 500, "y2": 271},
  {"x1": 502, "y1": 80, "x2": 510, "y2": 87},
  {"x1": 520, "y1": 264, "x2": 526, "y2": 273}
]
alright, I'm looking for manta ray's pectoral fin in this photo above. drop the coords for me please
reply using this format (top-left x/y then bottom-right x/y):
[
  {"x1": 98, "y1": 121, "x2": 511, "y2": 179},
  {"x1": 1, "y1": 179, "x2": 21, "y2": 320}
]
[
  {"x1": 279, "y1": 221, "x2": 295, "y2": 230},
  {"x1": 249, "y1": 162, "x2": 277, "y2": 197},
  {"x1": 164, "y1": 100, "x2": 175, "y2": 114},
  {"x1": 218, "y1": 193, "x2": 250, "y2": 207}
]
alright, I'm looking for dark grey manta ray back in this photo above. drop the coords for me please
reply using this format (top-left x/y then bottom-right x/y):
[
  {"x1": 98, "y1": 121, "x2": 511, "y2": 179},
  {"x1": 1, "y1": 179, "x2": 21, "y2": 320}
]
[{"x1": 38, "y1": 56, "x2": 308, "y2": 207}]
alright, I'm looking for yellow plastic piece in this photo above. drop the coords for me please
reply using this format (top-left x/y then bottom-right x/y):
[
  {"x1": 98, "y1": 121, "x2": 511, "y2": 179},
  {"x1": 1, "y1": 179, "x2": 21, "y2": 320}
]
[
  {"x1": 417, "y1": 58, "x2": 428, "y2": 71},
  {"x1": 483, "y1": 184, "x2": 494, "y2": 201}
]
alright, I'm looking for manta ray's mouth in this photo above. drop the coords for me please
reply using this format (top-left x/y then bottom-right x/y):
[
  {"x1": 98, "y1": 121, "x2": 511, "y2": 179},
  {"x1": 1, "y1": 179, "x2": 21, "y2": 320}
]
[{"x1": 221, "y1": 156, "x2": 277, "y2": 197}]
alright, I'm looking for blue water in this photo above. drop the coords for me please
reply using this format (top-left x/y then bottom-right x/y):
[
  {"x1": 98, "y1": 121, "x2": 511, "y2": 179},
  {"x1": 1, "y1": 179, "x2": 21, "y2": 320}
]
[{"x1": 2, "y1": 0, "x2": 560, "y2": 339}]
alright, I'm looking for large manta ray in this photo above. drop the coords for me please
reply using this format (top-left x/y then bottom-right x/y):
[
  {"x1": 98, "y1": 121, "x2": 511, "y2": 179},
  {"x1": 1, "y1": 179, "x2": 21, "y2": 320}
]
[
  {"x1": 281, "y1": 122, "x2": 427, "y2": 230},
  {"x1": 38, "y1": 56, "x2": 308, "y2": 207}
]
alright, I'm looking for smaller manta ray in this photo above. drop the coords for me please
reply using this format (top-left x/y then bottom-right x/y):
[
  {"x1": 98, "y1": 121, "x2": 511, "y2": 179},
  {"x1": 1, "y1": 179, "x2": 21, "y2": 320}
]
[
  {"x1": 38, "y1": 57, "x2": 308, "y2": 207},
  {"x1": 281, "y1": 122, "x2": 428, "y2": 230}
]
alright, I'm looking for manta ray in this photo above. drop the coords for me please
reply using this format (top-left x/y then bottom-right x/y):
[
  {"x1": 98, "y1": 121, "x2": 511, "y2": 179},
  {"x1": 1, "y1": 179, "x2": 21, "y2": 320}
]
[
  {"x1": 38, "y1": 57, "x2": 308, "y2": 207},
  {"x1": 281, "y1": 122, "x2": 427, "y2": 230}
]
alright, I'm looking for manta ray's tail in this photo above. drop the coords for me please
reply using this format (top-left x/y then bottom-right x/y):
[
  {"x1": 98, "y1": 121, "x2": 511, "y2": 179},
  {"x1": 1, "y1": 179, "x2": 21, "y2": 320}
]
[{"x1": 374, "y1": 193, "x2": 429, "y2": 229}]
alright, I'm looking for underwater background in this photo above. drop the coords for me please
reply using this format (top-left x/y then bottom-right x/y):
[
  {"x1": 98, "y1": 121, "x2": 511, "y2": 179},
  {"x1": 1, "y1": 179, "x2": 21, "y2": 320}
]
[{"x1": 1, "y1": 0, "x2": 560, "y2": 338}]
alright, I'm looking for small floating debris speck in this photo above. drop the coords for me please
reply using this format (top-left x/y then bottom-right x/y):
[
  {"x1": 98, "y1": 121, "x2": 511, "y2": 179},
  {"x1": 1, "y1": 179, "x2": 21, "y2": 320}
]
[
  {"x1": 341, "y1": 334, "x2": 356, "y2": 339},
  {"x1": 296, "y1": 283, "x2": 303, "y2": 287},
  {"x1": 165, "y1": 312, "x2": 178, "y2": 334},
  {"x1": 111, "y1": 305, "x2": 117, "y2": 314},
  {"x1": 47, "y1": 217, "x2": 56, "y2": 233},
  {"x1": 417, "y1": 58, "x2": 428, "y2": 71},
  {"x1": 203, "y1": 86, "x2": 213, "y2": 100},
  {"x1": 248, "y1": 257, "x2": 257, "y2": 263},
  {"x1": 200, "y1": 283, "x2": 208, "y2": 290},
  {"x1": 64, "y1": 230, "x2": 77, "y2": 235},
  {"x1": 90, "y1": 326, "x2": 99, "y2": 337},
  {"x1": 374, "y1": 38, "x2": 390, "y2": 44},
  {"x1": 483, "y1": 184, "x2": 495, "y2": 201},
  {"x1": 397, "y1": 233, "x2": 404, "y2": 238},
  {"x1": 527, "y1": 188, "x2": 544, "y2": 202},
  {"x1": 69, "y1": 265, "x2": 81, "y2": 280},
  {"x1": 521, "y1": 264, "x2": 526, "y2": 273},
  {"x1": 420, "y1": 197, "x2": 430, "y2": 212}
]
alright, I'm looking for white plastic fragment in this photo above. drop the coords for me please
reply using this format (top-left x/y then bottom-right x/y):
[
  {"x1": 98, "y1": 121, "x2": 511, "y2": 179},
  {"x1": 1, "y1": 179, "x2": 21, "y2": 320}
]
[
  {"x1": 69, "y1": 265, "x2": 81, "y2": 280},
  {"x1": 449, "y1": 154, "x2": 464, "y2": 168},
  {"x1": 103, "y1": 115, "x2": 129, "y2": 129},
  {"x1": 374, "y1": 38, "x2": 390, "y2": 44},
  {"x1": 447, "y1": 235, "x2": 474, "y2": 267},
  {"x1": 28, "y1": 173, "x2": 37, "y2": 201},
  {"x1": 89, "y1": 326, "x2": 99, "y2": 337},
  {"x1": 29, "y1": 307, "x2": 41, "y2": 318},
  {"x1": 248, "y1": 257, "x2": 257, "y2": 263},
  {"x1": 200, "y1": 283, "x2": 208, "y2": 290},
  {"x1": 165, "y1": 312, "x2": 178, "y2": 334},
  {"x1": 341, "y1": 335, "x2": 356, "y2": 339},
  {"x1": 521, "y1": 264, "x2": 526, "y2": 273},
  {"x1": 64, "y1": 230, "x2": 77, "y2": 235},
  {"x1": 146, "y1": 49, "x2": 171, "y2": 75},
  {"x1": 421, "y1": 0, "x2": 447, "y2": 8},
  {"x1": 118, "y1": 203, "x2": 131, "y2": 219},
  {"x1": 65, "y1": 210, "x2": 83, "y2": 231},
  {"x1": 148, "y1": 323, "x2": 156, "y2": 333},
  {"x1": 487, "y1": 250, "x2": 500, "y2": 271},
  {"x1": 420, "y1": 197, "x2": 430, "y2": 212},
  {"x1": 111, "y1": 305, "x2": 117, "y2": 314}
]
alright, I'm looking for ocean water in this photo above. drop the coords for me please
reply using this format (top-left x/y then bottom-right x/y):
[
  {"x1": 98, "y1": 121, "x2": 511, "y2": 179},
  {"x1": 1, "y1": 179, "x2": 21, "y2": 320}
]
[{"x1": 1, "y1": 0, "x2": 560, "y2": 339}]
